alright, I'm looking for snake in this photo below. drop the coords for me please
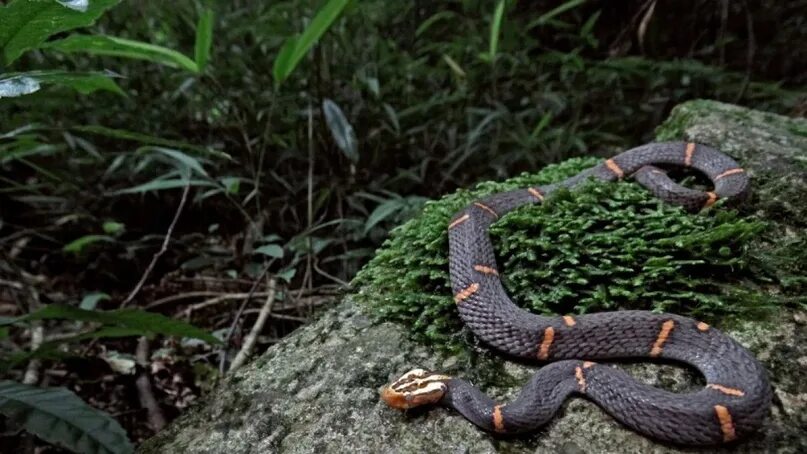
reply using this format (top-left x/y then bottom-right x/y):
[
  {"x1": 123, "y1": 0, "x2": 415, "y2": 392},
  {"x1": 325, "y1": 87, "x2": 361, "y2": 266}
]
[{"x1": 380, "y1": 142, "x2": 772, "y2": 446}]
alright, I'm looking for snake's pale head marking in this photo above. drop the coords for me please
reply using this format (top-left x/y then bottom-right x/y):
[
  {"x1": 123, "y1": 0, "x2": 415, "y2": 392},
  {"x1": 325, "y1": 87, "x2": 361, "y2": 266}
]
[{"x1": 381, "y1": 368, "x2": 452, "y2": 410}]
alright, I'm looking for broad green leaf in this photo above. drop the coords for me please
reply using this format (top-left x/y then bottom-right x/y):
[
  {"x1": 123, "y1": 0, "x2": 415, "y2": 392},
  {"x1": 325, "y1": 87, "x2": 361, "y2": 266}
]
[
  {"x1": 322, "y1": 98, "x2": 358, "y2": 163},
  {"x1": 72, "y1": 125, "x2": 229, "y2": 159},
  {"x1": 253, "y1": 244, "x2": 284, "y2": 259},
  {"x1": 0, "y1": 0, "x2": 120, "y2": 65},
  {"x1": 2, "y1": 304, "x2": 221, "y2": 344},
  {"x1": 0, "y1": 380, "x2": 133, "y2": 454},
  {"x1": 63, "y1": 234, "x2": 114, "y2": 254},
  {"x1": 110, "y1": 178, "x2": 216, "y2": 195},
  {"x1": 194, "y1": 8, "x2": 214, "y2": 71},
  {"x1": 41, "y1": 34, "x2": 198, "y2": 73},
  {"x1": 272, "y1": 0, "x2": 350, "y2": 84},
  {"x1": 0, "y1": 71, "x2": 124, "y2": 98}
]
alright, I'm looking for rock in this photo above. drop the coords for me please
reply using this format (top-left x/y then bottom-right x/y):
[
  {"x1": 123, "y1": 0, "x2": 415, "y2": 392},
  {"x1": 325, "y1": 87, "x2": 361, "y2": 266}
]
[{"x1": 140, "y1": 100, "x2": 807, "y2": 454}]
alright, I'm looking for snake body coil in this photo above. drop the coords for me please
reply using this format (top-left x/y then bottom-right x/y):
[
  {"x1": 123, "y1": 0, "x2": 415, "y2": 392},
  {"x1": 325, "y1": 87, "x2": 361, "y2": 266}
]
[{"x1": 381, "y1": 142, "x2": 771, "y2": 446}]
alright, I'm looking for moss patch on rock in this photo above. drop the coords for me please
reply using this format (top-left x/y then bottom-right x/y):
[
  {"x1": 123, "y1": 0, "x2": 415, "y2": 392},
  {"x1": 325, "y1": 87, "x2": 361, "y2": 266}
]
[{"x1": 354, "y1": 156, "x2": 781, "y2": 351}]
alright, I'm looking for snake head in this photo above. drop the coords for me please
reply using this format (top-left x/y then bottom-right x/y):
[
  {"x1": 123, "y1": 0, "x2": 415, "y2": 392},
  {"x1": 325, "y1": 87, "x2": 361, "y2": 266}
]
[{"x1": 380, "y1": 368, "x2": 452, "y2": 410}]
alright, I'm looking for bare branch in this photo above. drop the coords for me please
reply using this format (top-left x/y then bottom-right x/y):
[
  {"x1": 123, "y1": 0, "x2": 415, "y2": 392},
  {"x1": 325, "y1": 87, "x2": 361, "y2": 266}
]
[
  {"x1": 122, "y1": 183, "x2": 190, "y2": 308},
  {"x1": 229, "y1": 277, "x2": 277, "y2": 372}
]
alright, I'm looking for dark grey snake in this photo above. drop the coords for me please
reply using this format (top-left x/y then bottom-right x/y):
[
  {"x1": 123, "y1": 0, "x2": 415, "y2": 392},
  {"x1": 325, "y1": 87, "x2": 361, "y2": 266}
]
[{"x1": 381, "y1": 142, "x2": 771, "y2": 446}]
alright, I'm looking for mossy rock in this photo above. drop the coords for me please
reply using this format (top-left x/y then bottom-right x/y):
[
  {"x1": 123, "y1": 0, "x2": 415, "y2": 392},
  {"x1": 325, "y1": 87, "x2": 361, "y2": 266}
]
[
  {"x1": 140, "y1": 100, "x2": 807, "y2": 454},
  {"x1": 354, "y1": 159, "x2": 771, "y2": 353}
]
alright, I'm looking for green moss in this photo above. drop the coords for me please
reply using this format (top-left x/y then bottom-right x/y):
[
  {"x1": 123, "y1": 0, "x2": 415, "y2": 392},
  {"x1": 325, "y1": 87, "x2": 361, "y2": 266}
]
[
  {"x1": 354, "y1": 157, "x2": 776, "y2": 350},
  {"x1": 652, "y1": 100, "x2": 807, "y2": 306}
]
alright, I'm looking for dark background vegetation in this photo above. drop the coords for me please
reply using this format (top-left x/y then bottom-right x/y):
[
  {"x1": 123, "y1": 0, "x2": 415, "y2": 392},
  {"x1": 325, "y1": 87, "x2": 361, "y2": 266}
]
[{"x1": 1, "y1": 0, "x2": 806, "y2": 450}]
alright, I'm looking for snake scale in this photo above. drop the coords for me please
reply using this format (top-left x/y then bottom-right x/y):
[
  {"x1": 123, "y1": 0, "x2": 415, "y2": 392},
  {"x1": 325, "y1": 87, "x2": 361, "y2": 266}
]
[{"x1": 381, "y1": 142, "x2": 771, "y2": 446}]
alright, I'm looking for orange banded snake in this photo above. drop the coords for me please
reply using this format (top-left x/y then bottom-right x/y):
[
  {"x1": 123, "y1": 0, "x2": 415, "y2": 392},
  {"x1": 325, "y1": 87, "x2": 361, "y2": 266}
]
[{"x1": 381, "y1": 142, "x2": 771, "y2": 446}]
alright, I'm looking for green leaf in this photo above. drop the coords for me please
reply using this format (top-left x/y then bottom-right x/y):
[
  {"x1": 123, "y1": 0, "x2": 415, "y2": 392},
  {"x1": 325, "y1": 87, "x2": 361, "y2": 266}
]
[
  {"x1": 194, "y1": 8, "x2": 214, "y2": 71},
  {"x1": 414, "y1": 11, "x2": 456, "y2": 37},
  {"x1": 0, "y1": 380, "x2": 133, "y2": 454},
  {"x1": 272, "y1": 0, "x2": 351, "y2": 85},
  {"x1": 147, "y1": 146, "x2": 209, "y2": 177},
  {"x1": 322, "y1": 98, "x2": 358, "y2": 163},
  {"x1": 272, "y1": 37, "x2": 297, "y2": 84},
  {"x1": 527, "y1": 0, "x2": 588, "y2": 29},
  {"x1": 41, "y1": 34, "x2": 198, "y2": 73},
  {"x1": 63, "y1": 235, "x2": 114, "y2": 254},
  {"x1": 364, "y1": 198, "x2": 405, "y2": 234},
  {"x1": 253, "y1": 244, "x2": 284, "y2": 259},
  {"x1": 487, "y1": 0, "x2": 506, "y2": 64},
  {"x1": 0, "y1": 0, "x2": 120, "y2": 65},
  {"x1": 220, "y1": 176, "x2": 240, "y2": 194},
  {"x1": 72, "y1": 125, "x2": 229, "y2": 159},
  {"x1": 277, "y1": 267, "x2": 296, "y2": 283},
  {"x1": 101, "y1": 221, "x2": 124, "y2": 235},
  {"x1": 2, "y1": 304, "x2": 221, "y2": 344},
  {"x1": 111, "y1": 178, "x2": 216, "y2": 195},
  {"x1": 0, "y1": 345, "x2": 70, "y2": 373},
  {"x1": 0, "y1": 71, "x2": 124, "y2": 98},
  {"x1": 79, "y1": 292, "x2": 110, "y2": 310},
  {"x1": 442, "y1": 54, "x2": 466, "y2": 78},
  {"x1": 53, "y1": 326, "x2": 150, "y2": 344}
]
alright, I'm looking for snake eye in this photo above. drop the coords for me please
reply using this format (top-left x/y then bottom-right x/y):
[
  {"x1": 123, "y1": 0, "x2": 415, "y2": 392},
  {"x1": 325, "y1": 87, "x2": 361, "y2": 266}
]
[{"x1": 381, "y1": 368, "x2": 452, "y2": 410}]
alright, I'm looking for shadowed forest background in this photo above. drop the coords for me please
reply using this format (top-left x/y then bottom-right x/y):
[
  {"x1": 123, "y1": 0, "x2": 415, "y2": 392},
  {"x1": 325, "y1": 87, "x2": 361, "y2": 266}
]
[{"x1": 0, "y1": 0, "x2": 805, "y2": 452}]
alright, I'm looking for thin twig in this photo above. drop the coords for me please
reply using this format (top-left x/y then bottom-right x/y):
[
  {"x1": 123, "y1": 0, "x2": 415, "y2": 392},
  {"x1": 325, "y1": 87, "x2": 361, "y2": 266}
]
[
  {"x1": 121, "y1": 183, "x2": 190, "y2": 308},
  {"x1": 217, "y1": 266, "x2": 270, "y2": 373},
  {"x1": 135, "y1": 336, "x2": 167, "y2": 431},
  {"x1": 146, "y1": 289, "x2": 335, "y2": 313},
  {"x1": 242, "y1": 309, "x2": 306, "y2": 322},
  {"x1": 313, "y1": 259, "x2": 349, "y2": 287},
  {"x1": 229, "y1": 277, "x2": 277, "y2": 372}
]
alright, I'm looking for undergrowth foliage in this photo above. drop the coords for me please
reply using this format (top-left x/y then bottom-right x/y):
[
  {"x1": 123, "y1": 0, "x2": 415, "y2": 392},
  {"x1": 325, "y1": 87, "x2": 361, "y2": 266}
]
[{"x1": 354, "y1": 157, "x2": 768, "y2": 350}]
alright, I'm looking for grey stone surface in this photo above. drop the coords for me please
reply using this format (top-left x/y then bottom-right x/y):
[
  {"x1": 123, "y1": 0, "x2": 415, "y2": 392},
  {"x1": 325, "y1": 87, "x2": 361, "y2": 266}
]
[{"x1": 140, "y1": 100, "x2": 807, "y2": 454}]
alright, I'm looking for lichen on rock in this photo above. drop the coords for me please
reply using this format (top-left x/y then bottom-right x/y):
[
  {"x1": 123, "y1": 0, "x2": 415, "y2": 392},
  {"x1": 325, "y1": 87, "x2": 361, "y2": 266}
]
[{"x1": 140, "y1": 100, "x2": 807, "y2": 454}]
